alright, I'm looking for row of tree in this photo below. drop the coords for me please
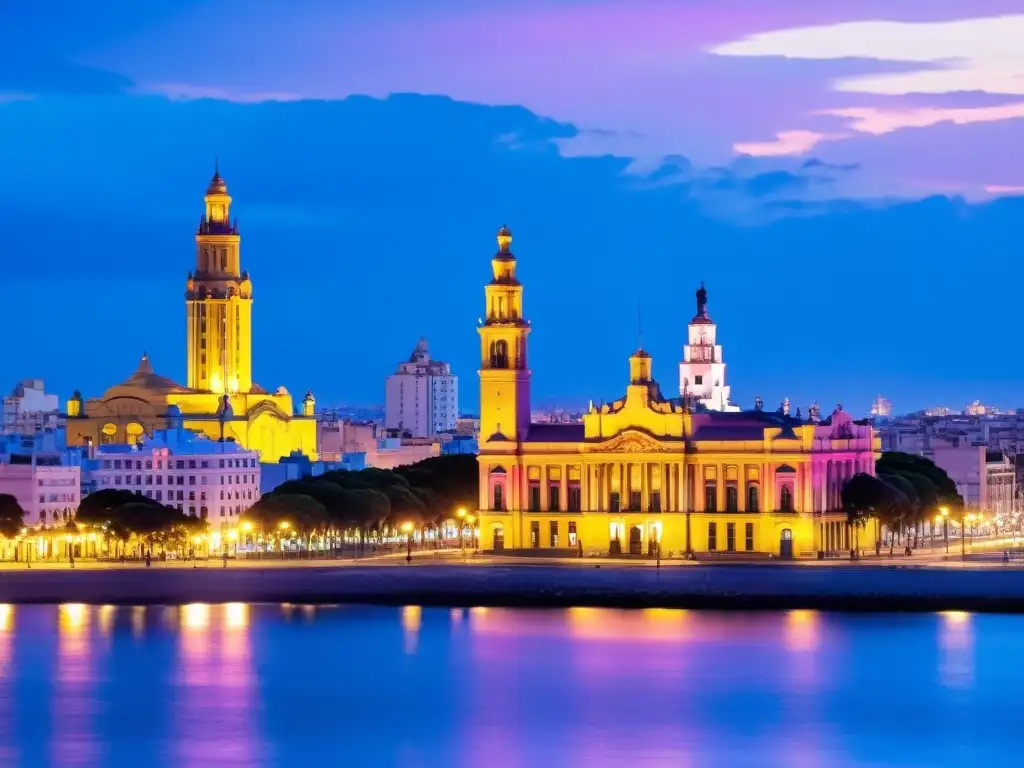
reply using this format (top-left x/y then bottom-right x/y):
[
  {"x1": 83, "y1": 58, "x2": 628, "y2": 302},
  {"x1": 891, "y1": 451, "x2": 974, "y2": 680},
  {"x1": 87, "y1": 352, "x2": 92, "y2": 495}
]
[
  {"x1": 243, "y1": 454, "x2": 478, "y2": 541},
  {"x1": 842, "y1": 451, "x2": 965, "y2": 552}
]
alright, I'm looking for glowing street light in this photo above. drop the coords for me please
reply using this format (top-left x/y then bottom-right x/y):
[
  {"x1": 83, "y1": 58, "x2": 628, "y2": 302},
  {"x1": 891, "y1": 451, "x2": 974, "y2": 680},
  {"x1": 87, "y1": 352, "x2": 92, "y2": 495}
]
[{"x1": 401, "y1": 521, "x2": 414, "y2": 563}]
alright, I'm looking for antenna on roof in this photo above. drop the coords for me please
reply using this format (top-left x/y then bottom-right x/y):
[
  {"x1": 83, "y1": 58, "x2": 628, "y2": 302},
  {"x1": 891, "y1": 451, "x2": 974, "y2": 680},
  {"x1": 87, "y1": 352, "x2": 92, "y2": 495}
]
[{"x1": 636, "y1": 300, "x2": 643, "y2": 350}]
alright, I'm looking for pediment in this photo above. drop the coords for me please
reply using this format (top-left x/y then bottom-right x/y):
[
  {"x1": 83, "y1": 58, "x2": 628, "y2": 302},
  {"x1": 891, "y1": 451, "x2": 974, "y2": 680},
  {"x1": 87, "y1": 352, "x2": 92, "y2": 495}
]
[{"x1": 587, "y1": 430, "x2": 671, "y2": 454}]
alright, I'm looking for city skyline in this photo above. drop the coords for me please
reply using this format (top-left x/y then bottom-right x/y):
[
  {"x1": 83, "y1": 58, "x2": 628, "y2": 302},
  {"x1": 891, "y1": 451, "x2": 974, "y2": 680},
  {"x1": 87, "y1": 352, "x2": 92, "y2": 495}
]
[{"x1": 2, "y1": 1, "x2": 1022, "y2": 412}]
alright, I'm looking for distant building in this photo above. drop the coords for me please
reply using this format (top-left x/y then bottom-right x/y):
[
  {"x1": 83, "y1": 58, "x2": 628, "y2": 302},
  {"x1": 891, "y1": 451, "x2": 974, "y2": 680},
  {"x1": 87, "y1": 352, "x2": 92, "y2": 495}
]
[
  {"x1": 3, "y1": 379, "x2": 60, "y2": 434},
  {"x1": 86, "y1": 410, "x2": 260, "y2": 528},
  {"x1": 678, "y1": 284, "x2": 739, "y2": 412},
  {"x1": 384, "y1": 338, "x2": 459, "y2": 438},
  {"x1": 870, "y1": 395, "x2": 892, "y2": 420},
  {"x1": 318, "y1": 417, "x2": 379, "y2": 461},
  {"x1": 0, "y1": 428, "x2": 80, "y2": 526}
]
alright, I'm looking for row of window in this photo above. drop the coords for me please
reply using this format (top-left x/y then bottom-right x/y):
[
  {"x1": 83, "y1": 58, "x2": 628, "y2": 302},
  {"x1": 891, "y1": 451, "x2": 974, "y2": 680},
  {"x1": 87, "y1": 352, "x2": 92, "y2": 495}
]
[
  {"x1": 529, "y1": 520, "x2": 578, "y2": 548},
  {"x1": 497, "y1": 483, "x2": 793, "y2": 513},
  {"x1": 707, "y1": 522, "x2": 756, "y2": 552},
  {"x1": 101, "y1": 457, "x2": 256, "y2": 470},
  {"x1": 38, "y1": 493, "x2": 76, "y2": 503},
  {"x1": 98, "y1": 473, "x2": 256, "y2": 488},
  {"x1": 133, "y1": 488, "x2": 255, "y2": 503}
]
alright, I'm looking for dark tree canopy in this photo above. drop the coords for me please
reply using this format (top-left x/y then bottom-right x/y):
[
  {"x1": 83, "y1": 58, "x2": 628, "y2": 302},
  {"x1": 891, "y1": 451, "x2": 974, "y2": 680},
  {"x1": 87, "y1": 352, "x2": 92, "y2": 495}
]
[
  {"x1": 876, "y1": 452, "x2": 962, "y2": 509},
  {"x1": 0, "y1": 493, "x2": 25, "y2": 538}
]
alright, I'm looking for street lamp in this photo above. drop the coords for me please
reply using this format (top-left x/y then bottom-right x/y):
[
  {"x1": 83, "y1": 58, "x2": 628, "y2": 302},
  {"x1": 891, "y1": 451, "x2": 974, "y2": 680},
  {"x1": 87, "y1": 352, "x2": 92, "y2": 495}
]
[
  {"x1": 401, "y1": 521, "x2": 414, "y2": 563},
  {"x1": 962, "y1": 512, "x2": 975, "y2": 561},
  {"x1": 456, "y1": 508, "x2": 467, "y2": 556},
  {"x1": 940, "y1": 506, "x2": 949, "y2": 555},
  {"x1": 467, "y1": 514, "x2": 477, "y2": 554}
]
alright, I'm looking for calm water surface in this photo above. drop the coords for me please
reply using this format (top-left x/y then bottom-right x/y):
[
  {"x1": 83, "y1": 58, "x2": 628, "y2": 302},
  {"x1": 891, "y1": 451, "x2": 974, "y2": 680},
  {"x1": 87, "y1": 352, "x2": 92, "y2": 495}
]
[{"x1": 0, "y1": 603, "x2": 1016, "y2": 767}]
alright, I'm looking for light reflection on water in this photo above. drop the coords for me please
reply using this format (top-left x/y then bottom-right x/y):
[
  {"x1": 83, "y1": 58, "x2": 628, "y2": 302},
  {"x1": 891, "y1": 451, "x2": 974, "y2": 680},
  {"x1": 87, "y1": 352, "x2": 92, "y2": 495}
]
[{"x1": 0, "y1": 604, "x2": 1017, "y2": 766}]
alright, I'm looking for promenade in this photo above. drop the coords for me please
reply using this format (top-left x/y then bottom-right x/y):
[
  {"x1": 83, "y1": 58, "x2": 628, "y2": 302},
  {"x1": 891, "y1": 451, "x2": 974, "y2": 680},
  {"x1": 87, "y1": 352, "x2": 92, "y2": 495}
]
[{"x1": 4, "y1": 551, "x2": 1024, "y2": 611}]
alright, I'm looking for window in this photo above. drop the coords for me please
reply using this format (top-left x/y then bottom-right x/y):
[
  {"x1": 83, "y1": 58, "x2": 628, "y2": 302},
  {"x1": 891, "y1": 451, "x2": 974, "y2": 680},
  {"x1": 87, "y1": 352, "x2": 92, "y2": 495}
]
[
  {"x1": 549, "y1": 521, "x2": 559, "y2": 548},
  {"x1": 156, "y1": 491, "x2": 162, "y2": 501},
  {"x1": 490, "y1": 340, "x2": 509, "y2": 369},
  {"x1": 530, "y1": 521, "x2": 540, "y2": 548},
  {"x1": 568, "y1": 521, "x2": 578, "y2": 547},
  {"x1": 650, "y1": 491, "x2": 661, "y2": 513},
  {"x1": 201, "y1": 460, "x2": 209, "y2": 469},
  {"x1": 189, "y1": 505, "x2": 196, "y2": 516},
  {"x1": 610, "y1": 492, "x2": 621, "y2": 513},
  {"x1": 219, "y1": 459, "x2": 225, "y2": 468},
  {"x1": 145, "y1": 460, "x2": 152, "y2": 469},
  {"x1": 780, "y1": 486, "x2": 793, "y2": 512},
  {"x1": 548, "y1": 485, "x2": 560, "y2": 512},
  {"x1": 176, "y1": 460, "x2": 185, "y2": 470},
  {"x1": 694, "y1": 375, "x2": 703, "y2": 386},
  {"x1": 629, "y1": 490, "x2": 641, "y2": 511},
  {"x1": 113, "y1": 460, "x2": 122, "y2": 469},
  {"x1": 188, "y1": 460, "x2": 196, "y2": 469},
  {"x1": 493, "y1": 484, "x2": 504, "y2": 510},
  {"x1": 747, "y1": 485, "x2": 759, "y2": 513},
  {"x1": 568, "y1": 484, "x2": 581, "y2": 512},
  {"x1": 188, "y1": 476, "x2": 195, "y2": 485},
  {"x1": 188, "y1": 491, "x2": 195, "y2": 501},
  {"x1": 726, "y1": 522, "x2": 736, "y2": 552},
  {"x1": 705, "y1": 483, "x2": 717, "y2": 512},
  {"x1": 528, "y1": 483, "x2": 541, "y2": 512},
  {"x1": 745, "y1": 522, "x2": 755, "y2": 551},
  {"x1": 726, "y1": 484, "x2": 738, "y2": 513},
  {"x1": 708, "y1": 522, "x2": 718, "y2": 551}
]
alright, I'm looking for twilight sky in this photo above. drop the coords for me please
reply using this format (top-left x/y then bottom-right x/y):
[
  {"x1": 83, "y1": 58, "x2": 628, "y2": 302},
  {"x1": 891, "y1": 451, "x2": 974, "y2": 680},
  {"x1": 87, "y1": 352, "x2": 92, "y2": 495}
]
[{"x1": 1, "y1": 0, "x2": 1022, "y2": 415}]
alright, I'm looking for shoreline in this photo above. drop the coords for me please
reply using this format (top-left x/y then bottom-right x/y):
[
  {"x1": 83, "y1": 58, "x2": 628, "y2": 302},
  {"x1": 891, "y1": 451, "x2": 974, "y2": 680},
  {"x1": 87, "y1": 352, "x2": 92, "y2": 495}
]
[{"x1": 3, "y1": 563, "x2": 1024, "y2": 613}]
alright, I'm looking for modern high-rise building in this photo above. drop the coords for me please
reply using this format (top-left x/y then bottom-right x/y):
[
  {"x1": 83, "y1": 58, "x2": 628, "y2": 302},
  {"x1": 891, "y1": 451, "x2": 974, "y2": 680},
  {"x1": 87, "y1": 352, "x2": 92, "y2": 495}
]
[
  {"x1": 679, "y1": 283, "x2": 739, "y2": 412},
  {"x1": 64, "y1": 166, "x2": 317, "y2": 461},
  {"x1": 384, "y1": 338, "x2": 459, "y2": 438}
]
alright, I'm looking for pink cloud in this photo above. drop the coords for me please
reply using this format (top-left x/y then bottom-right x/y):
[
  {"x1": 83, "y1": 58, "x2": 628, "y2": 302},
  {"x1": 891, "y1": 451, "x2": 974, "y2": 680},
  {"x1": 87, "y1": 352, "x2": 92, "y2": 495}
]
[
  {"x1": 986, "y1": 185, "x2": 1024, "y2": 195},
  {"x1": 822, "y1": 102, "x2": 1024, "y2": 135},
  {"x1": 734, "y1": 129, "x2": 837, "y2": 157}
]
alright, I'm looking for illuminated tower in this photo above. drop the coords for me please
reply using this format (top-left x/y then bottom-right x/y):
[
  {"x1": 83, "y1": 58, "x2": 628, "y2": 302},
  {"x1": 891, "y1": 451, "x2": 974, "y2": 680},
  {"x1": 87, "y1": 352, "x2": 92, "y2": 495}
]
[
  {"x1": 679, "y1": 283, "x2": 738, "y2": 412},
  {"x1": 478, "y1": 226, "x2": 530, "y2": 441},
  {"x1": 185, "y1": 164, "x2": 253, "y2": 394}
]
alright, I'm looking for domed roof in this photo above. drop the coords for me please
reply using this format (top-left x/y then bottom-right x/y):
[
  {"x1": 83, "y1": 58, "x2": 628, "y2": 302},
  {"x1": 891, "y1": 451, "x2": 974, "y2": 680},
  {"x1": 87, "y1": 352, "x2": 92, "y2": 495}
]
[
  {"x1": 102, "y1": 353, "x2": 187, "y2": 399},
  {"x1": 206, "y1": 171, "x2": 228, "y2": 196}
]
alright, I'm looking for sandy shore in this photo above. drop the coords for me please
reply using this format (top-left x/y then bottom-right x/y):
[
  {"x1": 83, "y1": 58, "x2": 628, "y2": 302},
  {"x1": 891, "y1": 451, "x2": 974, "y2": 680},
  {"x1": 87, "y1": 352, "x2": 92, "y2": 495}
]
[{"x1": 3, "y1": 562, "x2": 1024, "y2": 611}]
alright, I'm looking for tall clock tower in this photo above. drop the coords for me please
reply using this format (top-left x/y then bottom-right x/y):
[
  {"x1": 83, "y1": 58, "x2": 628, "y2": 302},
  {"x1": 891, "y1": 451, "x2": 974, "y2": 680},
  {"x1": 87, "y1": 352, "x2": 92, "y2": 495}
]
[
  {"x1": 478, "y1": 226, "x2": 531, "y2": 441},
  {"x1": 185, "y1": 164, "x2": 253, "y2": 394}
]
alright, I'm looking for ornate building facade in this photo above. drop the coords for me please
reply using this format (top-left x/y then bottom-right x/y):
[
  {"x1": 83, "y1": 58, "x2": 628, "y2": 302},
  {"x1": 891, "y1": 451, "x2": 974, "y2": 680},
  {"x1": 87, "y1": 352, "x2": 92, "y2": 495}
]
[
  {"x1": 65, "y1": 168, "x2": 317, "y2": 462},
  {"x1": 475, "y1": 227, "x2": 879, "y2": 558}
]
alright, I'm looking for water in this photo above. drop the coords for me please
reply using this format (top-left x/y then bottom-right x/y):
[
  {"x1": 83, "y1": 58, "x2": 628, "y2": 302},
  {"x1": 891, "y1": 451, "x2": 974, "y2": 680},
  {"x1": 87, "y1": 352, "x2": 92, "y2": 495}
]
[{"x1": 0, "y1": 604, "x2": 1016, "y2": 767}]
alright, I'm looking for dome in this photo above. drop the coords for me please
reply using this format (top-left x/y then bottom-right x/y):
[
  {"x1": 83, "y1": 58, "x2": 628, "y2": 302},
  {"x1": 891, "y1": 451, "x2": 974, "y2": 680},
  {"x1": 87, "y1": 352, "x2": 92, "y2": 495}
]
[
  {"x1": 276, "y1": 386, "x2": 289, "y2": 396},
  {"x1": 496, "y1": 224, "x2": 513, "y2": 252},
  {"x1": 102, "y1": 353, "x2": 187, "y2": 399},
  {"x1": 206, "y1": 171, "x2": 228, "y2": 196},
  {"x1": 70, "y1": 390, "x2": 82, "y2": 401},
  {"x1": 303, "y1": 390, "x2": 315, "y2": 402}
]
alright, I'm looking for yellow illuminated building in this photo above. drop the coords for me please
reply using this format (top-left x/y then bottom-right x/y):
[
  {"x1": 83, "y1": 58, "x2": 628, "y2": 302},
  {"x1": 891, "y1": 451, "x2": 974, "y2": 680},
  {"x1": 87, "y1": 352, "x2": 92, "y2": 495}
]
[
  {"x1": 476, "y1": 227, "x2": 879, "y2": 558},
  {"x1": 66, "y1": 167, "x2": 317, "y2": 462}
]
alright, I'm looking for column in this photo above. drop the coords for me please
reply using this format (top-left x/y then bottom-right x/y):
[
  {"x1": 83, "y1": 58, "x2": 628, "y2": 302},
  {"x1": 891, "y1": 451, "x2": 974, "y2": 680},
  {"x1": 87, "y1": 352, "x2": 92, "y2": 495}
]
[
  {"x1": 640, "y1": 462, "x2": 648, "y2": 512},
  {"x1": 560, "y1": 463, "x2": 568, "y2": 512},
  {"x1": 540, "y1": 465, "x2": 548, "y2": 511}
]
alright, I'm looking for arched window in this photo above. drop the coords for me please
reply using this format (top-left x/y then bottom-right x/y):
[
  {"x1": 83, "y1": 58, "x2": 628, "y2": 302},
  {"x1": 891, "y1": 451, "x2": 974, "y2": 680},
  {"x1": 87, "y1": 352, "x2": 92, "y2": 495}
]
[
  {"x1": 490, "y1": 339, "x2": 509, "y2": 369},
  {"x1": 493, "y1": 484, "x2": 504, "y2": 511},
  {"x1": 747, "y1": 484, "x2": 759, "y2": 513},
  {"x1": 780, "y1": 485, "x2": 793, "y2": 512}
]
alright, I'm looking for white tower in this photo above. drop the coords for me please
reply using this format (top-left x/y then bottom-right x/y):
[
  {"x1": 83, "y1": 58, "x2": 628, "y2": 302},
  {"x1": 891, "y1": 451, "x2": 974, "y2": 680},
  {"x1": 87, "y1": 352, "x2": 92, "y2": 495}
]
[{"x1": 679, "y1": 283, "x2": 738, "y2": 412}]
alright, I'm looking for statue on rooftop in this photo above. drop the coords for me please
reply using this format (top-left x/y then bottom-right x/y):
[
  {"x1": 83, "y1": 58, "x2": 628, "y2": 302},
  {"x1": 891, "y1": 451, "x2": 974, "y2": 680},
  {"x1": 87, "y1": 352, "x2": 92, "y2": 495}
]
[{"x1": 696, "y1": 281, "x2": 707, "y2": 317}]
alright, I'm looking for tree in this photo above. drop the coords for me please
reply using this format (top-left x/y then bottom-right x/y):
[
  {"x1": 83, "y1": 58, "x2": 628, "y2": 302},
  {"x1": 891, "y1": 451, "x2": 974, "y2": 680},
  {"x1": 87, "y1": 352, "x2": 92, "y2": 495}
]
[
  {"x1": 842, "y1": 473, "x2": 890, "y2": 551},
  {"x1": 0, "y1": 494, "x2": 25, "y2": 539},
  {"x1": 877, "y1": 452, "x2": 963, "y2": 509}
]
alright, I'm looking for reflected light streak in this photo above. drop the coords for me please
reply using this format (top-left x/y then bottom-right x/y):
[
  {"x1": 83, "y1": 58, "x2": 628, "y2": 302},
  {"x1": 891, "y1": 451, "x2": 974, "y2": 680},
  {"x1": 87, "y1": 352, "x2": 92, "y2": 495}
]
[
  {"x1": 0, "y1": 604, "x2": 11, "y2": 633},
  {"x1": 939, "y1": 611, "x2": 974, "y2": 689},
  {"x1": 54, "y1": 603, "x2": 98, "y2": 765},
  {"x1": 784, "y1": 610, "x2": 821, "y2": 653},
  {"x1": 225, "y1": 603, "x2": 249, "y2": 629},
  {"x1": 59, "y1": 603, "x2": 88, "y2": 633},
  {"x1": 131, "y1": 606, "x2": 146, "y2": 638},
  {"x1": 182, "y1": 603, "x2": 211, "y2": 631},
  {"x1": 98, "y1": 605, "x2": 115, "y2": 638},
  {"x1": 402, "y1": 606, "x2": 422, "y2": 655}
]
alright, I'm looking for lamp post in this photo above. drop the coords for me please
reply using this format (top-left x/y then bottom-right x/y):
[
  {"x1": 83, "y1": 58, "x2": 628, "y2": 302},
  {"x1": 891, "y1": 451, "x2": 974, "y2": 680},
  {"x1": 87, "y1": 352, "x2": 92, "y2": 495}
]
[
  {"x1": 467, "y1": 514, "x2": 477, "y2": 554},
  {"x1": 401, "y1": 521, "x2": 414, "y2": 564},
  {"x1": 279, "y1": 521, "x2": 290, "y2": 559},
  {"x1": 456, "y1": 508, "x2": 467, "y2": 560},
  {"x1": 940, "y1": 506, "x2": 949, "y2": 554},
  {"x1": 962, "y1": 512, "x2": 974, "y2": 561}
]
